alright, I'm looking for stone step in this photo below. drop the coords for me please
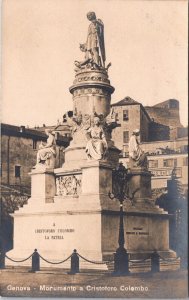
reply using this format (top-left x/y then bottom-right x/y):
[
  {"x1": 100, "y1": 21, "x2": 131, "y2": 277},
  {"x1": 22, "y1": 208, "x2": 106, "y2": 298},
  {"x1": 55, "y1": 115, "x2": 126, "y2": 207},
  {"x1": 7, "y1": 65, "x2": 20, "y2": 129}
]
[{"x1": 106, "y1": 258, "x2": 180, "y2": 273}]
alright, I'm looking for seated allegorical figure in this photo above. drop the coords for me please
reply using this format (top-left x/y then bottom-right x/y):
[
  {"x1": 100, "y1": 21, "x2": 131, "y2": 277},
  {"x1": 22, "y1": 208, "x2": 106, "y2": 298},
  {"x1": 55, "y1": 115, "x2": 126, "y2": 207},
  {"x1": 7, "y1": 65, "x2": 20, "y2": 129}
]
[
  {"x1": 128, "y1": 129, "x2": 148, "y2": 169},
  {"x1": 85, "y1": 117, "x2": 108, "y2": 160},
  {"x1": 34, "y1": 129, "x2": 56, "y2": 168}
]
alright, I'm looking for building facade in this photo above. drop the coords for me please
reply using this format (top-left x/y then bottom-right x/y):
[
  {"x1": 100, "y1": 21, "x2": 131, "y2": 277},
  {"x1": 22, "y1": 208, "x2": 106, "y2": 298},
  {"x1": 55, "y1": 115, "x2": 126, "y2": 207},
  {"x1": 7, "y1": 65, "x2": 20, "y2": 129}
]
[
  {"x1": 145, "y1": 99, "x2": 186, "y2": 141},
  {"x1": 111, "y1": 97, "x2": 151, "y2": 151},
  {"x1": 148, "y1": 152, "x2": 188, "y2": 190},
  {"x1": 145, "y1": 99, "x2": 182, "y2": 128},
  {"x1": 111, "y1": 97, "x2": 188, "y2": 192}
]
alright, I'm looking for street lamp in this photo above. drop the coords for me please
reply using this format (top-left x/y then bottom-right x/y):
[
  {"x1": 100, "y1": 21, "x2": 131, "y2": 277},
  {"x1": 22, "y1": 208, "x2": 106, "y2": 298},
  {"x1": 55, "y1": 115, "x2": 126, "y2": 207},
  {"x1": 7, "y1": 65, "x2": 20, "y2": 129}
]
[{"x1": 109, "y1": 162, "x2": 130, "y2": 276}]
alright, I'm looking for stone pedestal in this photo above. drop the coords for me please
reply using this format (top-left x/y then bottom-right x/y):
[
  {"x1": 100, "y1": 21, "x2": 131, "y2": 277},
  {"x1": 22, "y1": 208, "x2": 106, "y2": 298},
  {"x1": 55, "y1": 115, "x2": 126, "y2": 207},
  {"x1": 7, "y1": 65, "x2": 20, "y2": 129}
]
[
  {"x1": 128, "y1": 168, "x2": 152, "y2": 200},
  {"x1": 30, "y1": 167, "x2": 56, "y2": 203},
  {"x1": 81, "y1": 161, "x2": 112, "y2": 196},
  {"x1": 102, "y1": 204, "x2": 180, "y2": 272},
  {"x1": 7, "y1": 158, "x2": 118, "y2": 270},
  {"x1": 7, "y1": 162, "x2": 179, "y2": 272}
]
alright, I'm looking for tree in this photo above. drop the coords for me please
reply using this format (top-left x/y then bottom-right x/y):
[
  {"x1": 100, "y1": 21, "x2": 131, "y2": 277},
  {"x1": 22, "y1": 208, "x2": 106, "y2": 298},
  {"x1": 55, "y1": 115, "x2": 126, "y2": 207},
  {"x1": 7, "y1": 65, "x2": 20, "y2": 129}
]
[
  {"x1": 155, "y1": 169, "x2": 188, "y2": 268},
  {"x1": 0, "y1": 189, "x2": 29, "y2": 252}
]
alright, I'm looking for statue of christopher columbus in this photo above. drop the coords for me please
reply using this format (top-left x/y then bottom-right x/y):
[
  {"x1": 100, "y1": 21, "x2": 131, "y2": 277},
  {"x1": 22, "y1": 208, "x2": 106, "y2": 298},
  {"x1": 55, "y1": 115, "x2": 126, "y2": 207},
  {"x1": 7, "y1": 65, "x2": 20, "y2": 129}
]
[{"x1": 75, "y1": 12, "x2": 107, "y2": 70}]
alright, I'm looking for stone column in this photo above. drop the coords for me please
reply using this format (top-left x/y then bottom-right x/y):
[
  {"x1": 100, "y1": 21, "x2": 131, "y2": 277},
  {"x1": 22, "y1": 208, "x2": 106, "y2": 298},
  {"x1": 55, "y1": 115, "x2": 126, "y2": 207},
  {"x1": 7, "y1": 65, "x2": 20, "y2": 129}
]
[
  {"x1": 70, "y1": 69, "x2": 114, "y2": 118},
  {"x1": 61, "y1": 67, "x2": 117, "y2": 171}
]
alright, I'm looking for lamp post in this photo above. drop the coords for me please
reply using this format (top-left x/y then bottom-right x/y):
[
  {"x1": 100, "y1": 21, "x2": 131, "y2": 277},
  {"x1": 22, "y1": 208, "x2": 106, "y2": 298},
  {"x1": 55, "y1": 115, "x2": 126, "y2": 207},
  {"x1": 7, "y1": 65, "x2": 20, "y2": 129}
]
[{"x1": 109, "y1": 162, "x2": 130, "y2": 276}]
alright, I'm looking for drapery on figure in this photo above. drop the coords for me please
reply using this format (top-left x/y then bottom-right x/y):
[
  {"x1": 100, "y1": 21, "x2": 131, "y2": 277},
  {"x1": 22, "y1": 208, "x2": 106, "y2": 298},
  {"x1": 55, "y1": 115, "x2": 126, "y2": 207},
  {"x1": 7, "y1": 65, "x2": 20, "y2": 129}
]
[
  {"x1": 85, "y1": 11, "x2": 106, "y2": 67},
  {"x1": 86, "y1": 117, "x2": 108, "y2": 160},
  {"x1": 34, "y1": 129, "x2": 56, "y2": 168},
  {"x1": 128, "y1": 129, "x2": 148, "y2": 169}
]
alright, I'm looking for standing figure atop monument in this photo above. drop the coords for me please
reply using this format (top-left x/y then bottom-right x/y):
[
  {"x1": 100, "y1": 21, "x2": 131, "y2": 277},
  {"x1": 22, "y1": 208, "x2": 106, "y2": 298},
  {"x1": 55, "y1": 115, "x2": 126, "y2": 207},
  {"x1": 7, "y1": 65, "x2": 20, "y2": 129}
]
[
  {"x1": 86, "y1": 11, "x2": 106, "y2": 67},
  {"x1": 75, "y1": 12, "x2": 106, "y2": 70},
  {"x1": 128, "y1": 129, "x2": 148, "y2": 169},
  {"x1": 86, "y1": 116, "x2": 108, "y2": 160}
]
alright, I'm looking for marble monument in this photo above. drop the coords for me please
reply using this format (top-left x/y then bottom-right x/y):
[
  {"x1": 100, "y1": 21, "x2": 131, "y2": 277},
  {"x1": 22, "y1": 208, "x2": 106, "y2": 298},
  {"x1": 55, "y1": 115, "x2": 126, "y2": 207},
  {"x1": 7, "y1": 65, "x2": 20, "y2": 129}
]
[{"x1": 7, "y1": 12, "x2": 179, "y2": 271}]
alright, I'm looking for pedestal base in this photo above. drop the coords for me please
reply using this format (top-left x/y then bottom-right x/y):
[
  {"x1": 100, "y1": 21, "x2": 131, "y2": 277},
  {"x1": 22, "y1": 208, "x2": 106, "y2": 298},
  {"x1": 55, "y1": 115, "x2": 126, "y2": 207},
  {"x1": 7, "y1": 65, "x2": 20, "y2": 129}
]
[
  {"x1": 6, "y1": 163, "x2": 180, "y2": 272},
  {"x1": 128, "y1": 168, "x2": 152, "y2": 200},
  {"x1": 6, "y1": 193, "x2": 179, "y2": 272},
  {"x1": 30, "y1": 168, "x2": 55, "y2": 203}
]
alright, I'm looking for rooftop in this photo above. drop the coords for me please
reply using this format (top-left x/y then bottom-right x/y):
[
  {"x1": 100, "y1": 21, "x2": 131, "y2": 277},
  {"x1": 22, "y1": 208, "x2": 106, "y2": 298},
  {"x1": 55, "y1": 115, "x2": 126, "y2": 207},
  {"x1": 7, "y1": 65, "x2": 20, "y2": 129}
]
[
  {"x1": 111, "y1": 96, "x2": 151, "y2": 121},
  {"x1": 1, "y1": 123, "x2": 47, "y2": 139},
  {"x1": 111, "y1": 96, "x2": 140, "y2": 107},
  {"x1": 1, "y1": 123, "x2": 71, "y2": 146}
]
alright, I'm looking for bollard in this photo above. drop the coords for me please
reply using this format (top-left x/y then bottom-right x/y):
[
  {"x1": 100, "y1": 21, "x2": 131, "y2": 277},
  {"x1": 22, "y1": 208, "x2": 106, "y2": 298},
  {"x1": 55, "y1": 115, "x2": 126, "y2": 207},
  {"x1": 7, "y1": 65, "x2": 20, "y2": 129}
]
[
  {"x1": 32, "y1": 249, "x2": 40, "y2": 272},
  {"x1": 69, "y1": 249, "x2": 79, "y2": 274},
  {"x1": 151, "y1": 250, "x2": 160, "y2": 273},
  {"x1": 113, "y1": 247, "x2": 130, "y2": 276},
  {"x1": 0, "y1": 249, "x2": 5, "y2": 269}
]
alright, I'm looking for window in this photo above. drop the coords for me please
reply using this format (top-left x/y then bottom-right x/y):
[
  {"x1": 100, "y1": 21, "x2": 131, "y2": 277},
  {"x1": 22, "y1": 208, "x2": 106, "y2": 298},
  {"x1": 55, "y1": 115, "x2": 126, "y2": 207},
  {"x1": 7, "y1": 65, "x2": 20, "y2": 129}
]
[
  {"x1": 123, "y1": 110, "x2": 129, "y2": 121},
  {"x1": 183, "y1": 157, "x2": 188, "y2": 166},
  {"x1": 163, "y1": 159, "x2": 177, "y2": 168},
  {"x1": 148, "y1": 160, "x2": 158, "y2": 168},
  {"x1": 180, "y1": 145, "x2": 188, "y2": 153},
  {"x1": 15, "y1": 166, "x2": 21, "y2": 178},
  {"x1": 123, "y1": 131, "x2": 129, "y2": 143},
  {"x1": 169, "y1": 101, "x2": 178, "y2": 109},
  {"x1": 33, "y1": 140, "x2": 37, "y2": 150}
]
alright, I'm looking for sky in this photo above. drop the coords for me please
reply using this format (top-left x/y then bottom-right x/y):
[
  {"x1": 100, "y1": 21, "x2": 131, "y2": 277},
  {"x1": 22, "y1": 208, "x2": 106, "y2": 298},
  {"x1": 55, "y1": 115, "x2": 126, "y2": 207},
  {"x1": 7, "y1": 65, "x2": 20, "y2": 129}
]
[{"x1": 1, "y1": 0, "x2": 188, "y2": 127}]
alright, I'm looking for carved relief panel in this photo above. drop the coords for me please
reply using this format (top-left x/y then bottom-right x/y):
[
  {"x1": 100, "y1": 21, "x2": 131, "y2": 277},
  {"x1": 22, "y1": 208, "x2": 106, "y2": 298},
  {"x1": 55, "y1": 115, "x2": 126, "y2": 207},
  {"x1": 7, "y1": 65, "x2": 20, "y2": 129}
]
[{"x1": 56, "y1": 174, "x2": 82, "y2": 197}]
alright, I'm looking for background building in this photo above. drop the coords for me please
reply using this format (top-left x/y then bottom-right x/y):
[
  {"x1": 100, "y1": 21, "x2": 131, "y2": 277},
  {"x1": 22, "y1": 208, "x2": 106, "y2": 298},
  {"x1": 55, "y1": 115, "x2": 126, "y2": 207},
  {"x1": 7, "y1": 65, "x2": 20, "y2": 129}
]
[
  {"x1": 111, "y1": 97, "x2": 151, "y2": 151},
  {"x1": 1, "y1": 123, "x2": 71, "y2": 251},
  {"x1": 1, "y1": 123, "x2": 70, "y2": 195},
  {"x1": 111, "y1": 97, "x2": 188, "y2": 152},
  {"x1": 120, "y1": 150, "x2": 188, "y2": 192},
  {"x1": 145, "y1": 99, "x2": 181, "y2": 126},
  {"x1": 145, "y1": 99, "x2": 185, "y2": 140},
  {"x1": 1, "y1": 97, "x2": 188, "y2": 195},
  {"x1": 111, "y1": 97, "x2": 188, "y2": 192}
]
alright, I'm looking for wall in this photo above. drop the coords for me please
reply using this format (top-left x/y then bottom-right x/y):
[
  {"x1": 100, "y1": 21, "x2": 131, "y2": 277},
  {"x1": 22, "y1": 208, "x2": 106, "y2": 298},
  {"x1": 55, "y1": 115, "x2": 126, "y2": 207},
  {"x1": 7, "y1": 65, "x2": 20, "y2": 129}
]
[
  {"x1": 140, "y1": 109, "x2": 150, "y2": 142},
  {"x1": 149, "y1": 121, "x2": 170, "y2": 141},
  {"x1": 141, "y1": 137, "x2": 188, "y2": 154},
  {"x1": 1, "y1": 135, "x2": 36, "y2": 189},
  {"x1": 112, "y1": 104, "x2": 141, "y2": 150},
  {"x1": 170, "y1": 127, "x2": 188, "y2": 140},
  {"x1": 145, "y1": 99, "x2": 181, "y2": 128}
]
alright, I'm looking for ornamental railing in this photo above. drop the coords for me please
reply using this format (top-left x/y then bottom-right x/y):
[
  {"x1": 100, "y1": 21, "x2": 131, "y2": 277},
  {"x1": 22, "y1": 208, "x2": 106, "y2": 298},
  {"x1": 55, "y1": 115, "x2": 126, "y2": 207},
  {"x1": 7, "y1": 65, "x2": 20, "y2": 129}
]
[{"x1": 0, "y1": 249, "x2": 180, "y2": 275}]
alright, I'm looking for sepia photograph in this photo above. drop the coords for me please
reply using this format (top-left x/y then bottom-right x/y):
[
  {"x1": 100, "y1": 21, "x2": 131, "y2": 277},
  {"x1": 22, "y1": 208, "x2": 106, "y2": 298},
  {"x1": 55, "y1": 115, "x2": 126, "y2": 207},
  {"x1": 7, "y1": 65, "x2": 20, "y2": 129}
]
[{"x1": 0, "y1": 0, "x2": 188, "y2": 298}]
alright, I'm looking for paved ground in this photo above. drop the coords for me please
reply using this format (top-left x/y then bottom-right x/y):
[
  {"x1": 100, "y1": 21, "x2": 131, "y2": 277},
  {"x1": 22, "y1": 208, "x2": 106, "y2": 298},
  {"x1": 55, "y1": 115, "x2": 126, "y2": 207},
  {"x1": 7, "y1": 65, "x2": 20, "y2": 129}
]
[{"x1": 0, "y1": 267, "x2": 188, "y2": 298}]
